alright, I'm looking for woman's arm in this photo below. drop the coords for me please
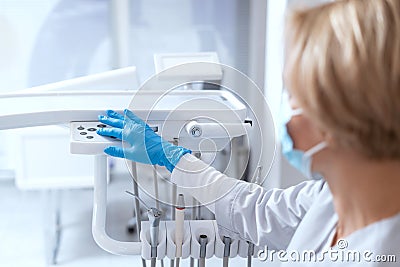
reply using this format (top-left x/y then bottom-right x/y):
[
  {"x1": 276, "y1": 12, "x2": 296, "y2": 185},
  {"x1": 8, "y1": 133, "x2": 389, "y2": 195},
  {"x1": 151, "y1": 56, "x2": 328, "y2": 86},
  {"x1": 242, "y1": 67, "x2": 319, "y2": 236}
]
[{"x1": 171, "y1": 153, "x2": 326, "y2": 249}]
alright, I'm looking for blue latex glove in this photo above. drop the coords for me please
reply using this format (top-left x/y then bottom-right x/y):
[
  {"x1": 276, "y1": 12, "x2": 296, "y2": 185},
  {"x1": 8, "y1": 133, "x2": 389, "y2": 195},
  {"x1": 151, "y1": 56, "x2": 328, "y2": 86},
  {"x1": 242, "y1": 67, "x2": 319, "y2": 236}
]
[{"x1": 97, "y1": 109, "x2": 191, "y2": 172}]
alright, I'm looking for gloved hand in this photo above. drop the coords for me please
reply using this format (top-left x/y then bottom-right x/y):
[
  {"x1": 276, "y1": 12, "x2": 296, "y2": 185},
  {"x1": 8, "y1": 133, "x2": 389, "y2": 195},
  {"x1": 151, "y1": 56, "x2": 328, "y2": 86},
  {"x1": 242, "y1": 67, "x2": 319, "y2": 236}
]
[{"x1": 97, "y1": 109, "x2": 191, "y2": 172}]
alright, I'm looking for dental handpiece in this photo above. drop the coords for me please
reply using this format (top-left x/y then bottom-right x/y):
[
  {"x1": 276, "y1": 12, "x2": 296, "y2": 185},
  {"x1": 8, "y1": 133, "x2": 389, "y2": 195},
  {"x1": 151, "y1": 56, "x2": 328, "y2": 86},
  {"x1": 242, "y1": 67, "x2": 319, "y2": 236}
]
[
  {"x1": 222, "y1": 236, "x2": 231, "y2": 267},
  {"x1": 148, "y1": 207, "x2": 162, "y2": 258},
  {"x1": 199, "y1": 235, "x2": 208, "y2": 267},
  {"x1": 126, "y1": 191, "x2": 162, "y2": 260},
  {"x1": 175, "y1": 194, "x2": 185, "y2": 267}
]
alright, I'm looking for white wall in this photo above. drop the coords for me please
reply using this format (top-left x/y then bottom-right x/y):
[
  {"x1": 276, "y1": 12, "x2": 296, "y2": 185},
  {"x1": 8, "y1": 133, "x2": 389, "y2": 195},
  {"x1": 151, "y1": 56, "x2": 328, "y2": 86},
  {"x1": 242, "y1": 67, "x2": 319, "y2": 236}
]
[{"x1": 263, "y1": 0, "x2": 307, "y2": 189}]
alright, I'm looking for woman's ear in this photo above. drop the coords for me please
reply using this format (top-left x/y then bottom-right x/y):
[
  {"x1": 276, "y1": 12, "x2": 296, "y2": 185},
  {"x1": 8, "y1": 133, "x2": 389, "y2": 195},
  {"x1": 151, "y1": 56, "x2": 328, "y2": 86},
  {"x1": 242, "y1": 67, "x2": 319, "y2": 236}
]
[{"x1": 320, "y1": 130, "x2": 336, "y2": 147}]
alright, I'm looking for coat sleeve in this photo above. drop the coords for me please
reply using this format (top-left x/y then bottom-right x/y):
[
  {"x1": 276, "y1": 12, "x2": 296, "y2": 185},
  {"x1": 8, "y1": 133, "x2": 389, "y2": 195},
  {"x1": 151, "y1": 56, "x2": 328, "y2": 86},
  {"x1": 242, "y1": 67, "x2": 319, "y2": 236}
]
[{"x1": 170, "y1": 154, "x2": 326, "y2": 249}]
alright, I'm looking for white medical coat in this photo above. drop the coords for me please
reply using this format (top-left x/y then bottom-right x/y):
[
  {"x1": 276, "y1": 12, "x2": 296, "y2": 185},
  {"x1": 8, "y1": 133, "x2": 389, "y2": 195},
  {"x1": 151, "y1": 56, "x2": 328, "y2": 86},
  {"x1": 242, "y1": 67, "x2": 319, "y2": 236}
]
[{"x1": 171, "y1": 154, "x2": 400, "y2": 266}]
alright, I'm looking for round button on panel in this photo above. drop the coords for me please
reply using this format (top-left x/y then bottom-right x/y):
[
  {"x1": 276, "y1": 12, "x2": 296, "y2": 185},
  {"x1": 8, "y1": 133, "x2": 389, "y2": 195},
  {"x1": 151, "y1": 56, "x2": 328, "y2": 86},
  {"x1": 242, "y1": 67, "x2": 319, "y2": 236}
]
[
  {"x1": 80, "y1": 132, "x2": 87, "y2": 135},
  {"x1": 77, "y1": 126, "x2": 84, "y2": 130},
  {"x1": 97, "y1": 124, "x2": 107, "y2": 128},
  {"x1": 191, "y1": 126, "x2": 202, "y2": 137},
  {"x1": 86, "y1": 136, "x2": 94, "y2": 139},
  {"x1": 88, "y1": 128, "x2": 97, "y2": 132}
]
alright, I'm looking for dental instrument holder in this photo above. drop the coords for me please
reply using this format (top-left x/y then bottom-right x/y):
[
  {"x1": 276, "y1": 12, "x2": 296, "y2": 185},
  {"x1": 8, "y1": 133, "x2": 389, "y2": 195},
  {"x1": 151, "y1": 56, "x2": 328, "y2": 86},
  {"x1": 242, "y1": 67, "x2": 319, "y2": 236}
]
[
  {"x1": 189, "y1": 220, "x2": 215, "y2": 259},
  {"x1": 213, "y1": 221, "x2": 239, "y2": 258},
  {"x1": 125, "y1": 191, "x2": 162, "y2": 258},
  {"x1": 141, "y1": 221, "x2": 167, "y2": 260},
  {"x1": 165, "y1": 221, "x2": 191, "y2": 259}
]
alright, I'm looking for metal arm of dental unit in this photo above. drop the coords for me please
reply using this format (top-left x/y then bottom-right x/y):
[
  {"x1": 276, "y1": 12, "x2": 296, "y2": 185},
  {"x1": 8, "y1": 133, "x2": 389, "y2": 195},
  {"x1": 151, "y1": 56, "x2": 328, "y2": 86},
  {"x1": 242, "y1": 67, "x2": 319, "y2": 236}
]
[{"x1": 0, "y1": 86, "x2": 250, "y2": 256}]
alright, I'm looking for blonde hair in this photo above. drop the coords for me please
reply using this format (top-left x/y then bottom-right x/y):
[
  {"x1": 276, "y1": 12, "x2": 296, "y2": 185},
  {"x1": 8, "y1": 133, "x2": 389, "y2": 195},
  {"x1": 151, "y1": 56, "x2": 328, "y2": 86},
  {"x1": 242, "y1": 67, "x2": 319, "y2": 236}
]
[{"x1": 284, "y1": 0, "x2": 400, "y2": 159}]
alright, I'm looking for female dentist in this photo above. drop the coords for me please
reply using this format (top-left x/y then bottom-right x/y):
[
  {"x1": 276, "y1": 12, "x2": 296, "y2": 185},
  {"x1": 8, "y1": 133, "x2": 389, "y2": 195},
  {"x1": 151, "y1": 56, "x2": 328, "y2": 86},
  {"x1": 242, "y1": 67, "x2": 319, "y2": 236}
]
[{"x1": 98, "y1": 0, "x2": 400, "y2": 265}]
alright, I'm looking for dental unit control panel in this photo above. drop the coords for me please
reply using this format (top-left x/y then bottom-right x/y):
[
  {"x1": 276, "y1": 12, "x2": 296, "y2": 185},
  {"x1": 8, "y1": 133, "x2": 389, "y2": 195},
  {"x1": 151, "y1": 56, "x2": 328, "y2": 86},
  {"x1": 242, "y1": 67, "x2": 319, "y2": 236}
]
[{"x1": 68, "y1": 90, "x2": 248, "y2": 155}]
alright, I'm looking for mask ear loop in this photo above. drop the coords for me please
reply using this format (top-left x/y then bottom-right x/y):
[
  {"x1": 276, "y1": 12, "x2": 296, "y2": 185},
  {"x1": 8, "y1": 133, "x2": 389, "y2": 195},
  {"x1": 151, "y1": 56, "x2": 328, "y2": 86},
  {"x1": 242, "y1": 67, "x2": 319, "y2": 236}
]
[
  {"x1": 291, "y1": 108, "x2": 303, "y2": 117},
  {"x1": 304, "y1": 141, "x2": 328, "y2": 158},
  {"x1": 290, "y1": 107, "x2": 327, "y2": 157}
]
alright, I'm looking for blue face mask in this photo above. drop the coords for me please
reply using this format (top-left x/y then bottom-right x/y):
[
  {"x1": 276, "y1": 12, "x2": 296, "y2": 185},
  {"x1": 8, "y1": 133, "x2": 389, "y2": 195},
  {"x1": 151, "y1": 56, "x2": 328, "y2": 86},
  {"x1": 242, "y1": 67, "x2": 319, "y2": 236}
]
[{"x1": 279, "y1": 92, "x2": 327, "y2": 179}]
